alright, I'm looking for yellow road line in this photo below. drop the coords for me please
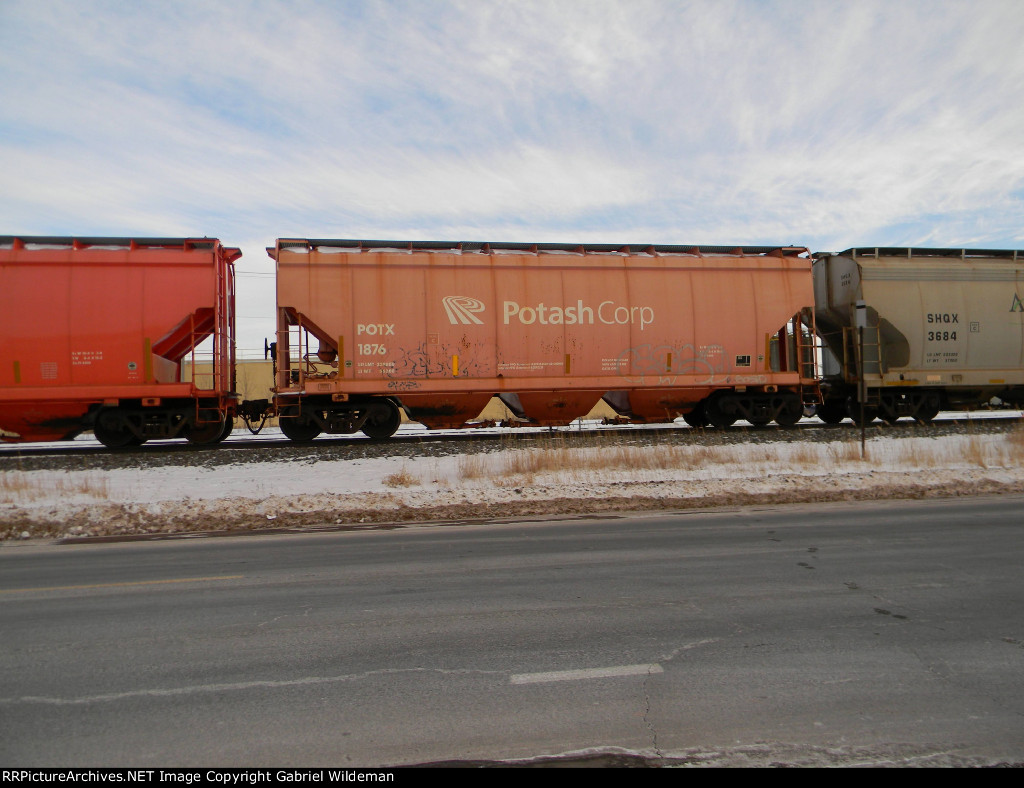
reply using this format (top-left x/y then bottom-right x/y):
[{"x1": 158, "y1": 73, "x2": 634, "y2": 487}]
[{"x1": 0, "y1": 575, "x2": 244, "y2": 594}]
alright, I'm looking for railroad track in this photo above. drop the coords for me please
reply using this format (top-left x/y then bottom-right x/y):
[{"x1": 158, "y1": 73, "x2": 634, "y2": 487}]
[{"x1": 2, "y1": 413, "x2": 1020, "y2": 471}]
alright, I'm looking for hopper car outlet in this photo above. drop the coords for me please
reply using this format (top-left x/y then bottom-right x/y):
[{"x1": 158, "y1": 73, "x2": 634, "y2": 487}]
[{"x1": 1, "y1": 237, "x2": 1023, "y2": 447}]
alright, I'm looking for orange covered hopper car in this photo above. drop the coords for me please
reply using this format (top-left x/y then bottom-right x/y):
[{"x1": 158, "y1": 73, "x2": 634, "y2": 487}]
[
  {"x1": 268, "y1": 240, "x2": 819, "y2": 440},
  {"x1": 0, "y1": 236, "x2": 240, "y2": 446}
]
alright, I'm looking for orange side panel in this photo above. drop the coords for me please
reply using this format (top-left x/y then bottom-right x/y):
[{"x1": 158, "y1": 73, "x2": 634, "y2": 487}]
[
  {"x1": 398, "y1": 392, "x2": 494, "y2": 430},
  {"x1": 0, "y1": 237, "x2": 240, "y2": 441},
  {"x1": 512, "y1": 390, "x2": 602, "y2": 426},
  {"x1": 270, "y1": 241, "x2": 815, "y2": 424},
  {"x1": 0, "y1": 402, "x2": 90, "y2": 442}
]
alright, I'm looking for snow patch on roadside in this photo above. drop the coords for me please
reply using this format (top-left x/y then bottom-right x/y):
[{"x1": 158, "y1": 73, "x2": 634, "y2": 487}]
[{"x1": 3, "y1": 431, "x2": 1024, "y2": 541}]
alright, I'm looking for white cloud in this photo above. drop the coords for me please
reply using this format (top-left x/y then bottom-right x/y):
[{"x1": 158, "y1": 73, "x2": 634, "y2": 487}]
[{"x1": 2, "y1": 0, "x2": 1024, "y2": 349}]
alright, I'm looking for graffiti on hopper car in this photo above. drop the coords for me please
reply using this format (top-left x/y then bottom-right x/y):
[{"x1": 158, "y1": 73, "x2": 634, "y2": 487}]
[
  {"x1": 389, "y1": 342, "x2": 489, "y2": 379},
  {"x1": 612, "y1": 342, "x2": 722, "y2": 383},
  {"x1": 386, "y1": 380, "x2": 421, "y2": 391}
]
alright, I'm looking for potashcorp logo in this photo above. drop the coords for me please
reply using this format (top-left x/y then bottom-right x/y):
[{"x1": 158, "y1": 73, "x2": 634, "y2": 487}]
[
  {"x1": 504, "y1": 299, "x2": 655, "y2": 330},
  {"x1": 443, "y1": 295, "x2": 655, "y2": 330},
  {"x1": 443, "y1": 296, "x2": 486, "y2": 325}
]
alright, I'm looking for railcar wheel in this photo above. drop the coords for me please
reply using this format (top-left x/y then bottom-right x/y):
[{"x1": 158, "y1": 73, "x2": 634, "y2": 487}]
[
  {"x1": 915, "y1": 396, "x2": 940, "y2": 425},
  {"x1": 361, "y1": 400, "x2": 402, "y2": 440},
  {"x1": 216, "y1": 417, "x2": 235, "y2": 443},
  {"x1": 93, "y1": 409, "x2": 136, "y2": 449},
  {"x1": 682, "y1": 407, "x2": 707, "y2": 428},
  {"x1": 280, "y1": 416, "x2": 322, "y2": 442},
  {"x1": 186, "y1": 416, "x2": 227, "y2": 445},
  {"x1": 816, "y1": 399, "x2": 847, "y2": 425},
  {"x1": 774, "y1": 399, "x2": 803, "y2": 427},
  {"x1": 846, "y1": 397, "x2": 877, "y2": 427},
  {"x1": 704, "y1": 398, "x2": 737, "y2": 429}
]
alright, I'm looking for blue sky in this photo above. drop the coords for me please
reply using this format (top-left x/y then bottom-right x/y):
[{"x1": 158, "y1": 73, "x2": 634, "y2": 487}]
[{"x1": 2, "y1": 0, "x2": 1023, "y2": 354}]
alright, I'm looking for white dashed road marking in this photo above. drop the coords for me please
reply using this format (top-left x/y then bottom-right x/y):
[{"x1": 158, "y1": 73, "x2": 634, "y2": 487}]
[{"x1": 510, "y1": 663, "x2": 663, "y2": 685}]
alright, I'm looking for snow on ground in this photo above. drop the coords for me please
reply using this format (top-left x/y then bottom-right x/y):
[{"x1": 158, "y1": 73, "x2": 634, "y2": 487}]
[{"x1": 2, "y1": 414, "x2": 1024, "y2": 541}]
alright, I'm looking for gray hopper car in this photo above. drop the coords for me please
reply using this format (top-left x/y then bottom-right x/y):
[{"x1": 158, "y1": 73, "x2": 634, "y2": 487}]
[{"x1": 813, "y1": 247, "x2": 1024, "y2": 424}]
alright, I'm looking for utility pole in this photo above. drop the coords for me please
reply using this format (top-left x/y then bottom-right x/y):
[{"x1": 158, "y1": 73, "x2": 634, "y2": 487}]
[{"x1": 856, "y1": 299, "x2": 867, "y2": 459}]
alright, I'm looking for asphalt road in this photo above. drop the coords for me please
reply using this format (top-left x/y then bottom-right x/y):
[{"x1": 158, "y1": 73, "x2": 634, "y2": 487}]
[{"x1": 2, "y1": 496, "x2": 1023, "y2": 767}]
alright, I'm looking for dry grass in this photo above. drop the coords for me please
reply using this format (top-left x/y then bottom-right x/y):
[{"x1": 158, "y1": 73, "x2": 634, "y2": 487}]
[
  {"x1": 1005, "y1": 419, "x2": 1024, "y2": 451},
  {"x1": 381, "y1": 466, "x2": 420, "y2": 488},
  {"x1": 826, "y1": 441, "x2": 863, "y2": 463},
  {"x1": 459, "y1": 443, "x2": 714, "y2": 481},
  {"x1": 877, "y1": 427, "x2": 1023, "y2": 470},
  {"x1": 455, "y1": 454, "x2": 490, "y2": 480},
  {"x1": 457, "y1": 439, "x2": 805, "y2": 482},
  {"x1": 455, "y1": 428, "x2": 1024, "y2": 484},
  {"x1": 0, "y1": 472, "x2": 110, "y2": 503}
]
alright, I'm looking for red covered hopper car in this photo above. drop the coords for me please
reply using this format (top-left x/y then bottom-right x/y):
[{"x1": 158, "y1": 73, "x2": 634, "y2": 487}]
[{"x1": 0, "y1": 236, "x2": 240, "y2": 446}]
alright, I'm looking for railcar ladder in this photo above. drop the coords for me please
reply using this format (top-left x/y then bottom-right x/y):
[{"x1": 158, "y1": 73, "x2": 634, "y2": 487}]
[{"x1": 843, "y1": 325, "x2": 883, "y2": 404}]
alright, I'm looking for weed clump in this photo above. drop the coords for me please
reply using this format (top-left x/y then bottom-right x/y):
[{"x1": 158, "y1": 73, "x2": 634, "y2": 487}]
[{"x1": 382, "y1": 467, "x2": 420, "y2": 488}]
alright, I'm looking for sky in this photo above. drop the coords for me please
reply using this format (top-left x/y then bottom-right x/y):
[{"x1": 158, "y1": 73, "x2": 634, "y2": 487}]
[{"x1": 2, "y1": 0, "x2": 1023, "y2": 356}]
